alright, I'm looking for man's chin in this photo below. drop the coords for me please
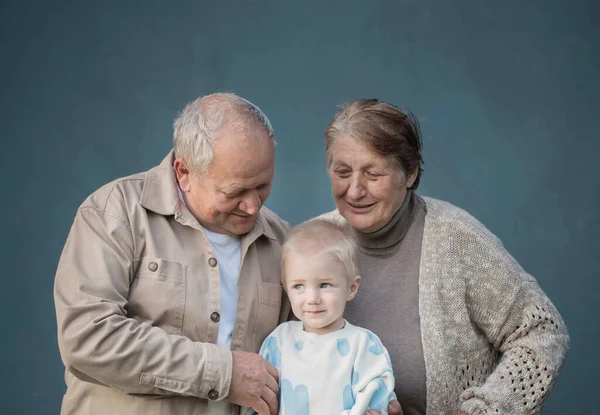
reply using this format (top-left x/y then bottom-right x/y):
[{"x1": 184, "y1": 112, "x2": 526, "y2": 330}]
[{"x1": 226, "y1": 219, "x2": 256, "y2": 236}]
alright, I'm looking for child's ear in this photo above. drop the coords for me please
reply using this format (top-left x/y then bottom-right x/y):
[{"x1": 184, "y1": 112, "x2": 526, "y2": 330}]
[{"x1": 347, "y1": 275, "x2": 361, "y2": 301}]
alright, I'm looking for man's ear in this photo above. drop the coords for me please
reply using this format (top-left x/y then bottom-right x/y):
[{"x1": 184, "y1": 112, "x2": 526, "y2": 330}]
[
  {"x1": 347, "y1": 275, "x2": 361, "y2": 301},
  {"x1": 173, "y1": 157, "x2": 192, "y2": 191}
]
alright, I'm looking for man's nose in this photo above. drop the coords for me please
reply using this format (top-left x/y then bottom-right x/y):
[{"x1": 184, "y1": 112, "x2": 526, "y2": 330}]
[{"x1": 238, "y1": 190, "x2": 261, "y2": 215}]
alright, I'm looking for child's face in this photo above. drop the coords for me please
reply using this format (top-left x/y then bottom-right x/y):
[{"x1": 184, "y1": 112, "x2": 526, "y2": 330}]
[{"x1": 284, "y1": 251, "x2": 360, "y2": 335}]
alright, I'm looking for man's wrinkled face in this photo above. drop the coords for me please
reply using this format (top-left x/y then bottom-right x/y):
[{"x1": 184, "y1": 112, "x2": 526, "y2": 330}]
[{"x1": 175, "y1": 125, "x2": 275, "y2": 236}]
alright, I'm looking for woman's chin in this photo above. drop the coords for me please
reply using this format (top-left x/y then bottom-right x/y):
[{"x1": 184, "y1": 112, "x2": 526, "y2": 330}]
[{"x1": 344, "y1": 214, "x2": 380, "y2": 233}]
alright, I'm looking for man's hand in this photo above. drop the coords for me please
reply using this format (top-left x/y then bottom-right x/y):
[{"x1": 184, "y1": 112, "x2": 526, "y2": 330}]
[
  {"x1": 366, "y1": 399, "x2": 403, "y2": 415},
  {"x1": 228, "y1": 351, "x2": 279, "y2": 415}
]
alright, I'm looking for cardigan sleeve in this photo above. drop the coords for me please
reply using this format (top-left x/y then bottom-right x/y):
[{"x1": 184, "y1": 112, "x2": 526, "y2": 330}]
[{"x1": 454, "y1": 221, "x2": 570, "y2": 414}]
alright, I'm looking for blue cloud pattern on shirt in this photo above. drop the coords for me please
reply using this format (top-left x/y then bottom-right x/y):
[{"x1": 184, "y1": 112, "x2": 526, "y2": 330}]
[
  {"x1": 368, "y1": 377, "x2": 391, "y2": 415},
  {"x1": 337, "y1": 338, "x2": 350, "y2": 357},
  {"x1": 281, "y1": 379, "x2": 309, "y2": 415},
  {"x1": 352, "y1": 370, "x2": 360, "y2": 385},
  {"x1": 366, "y1": 331, "x2": 384, "y2": 355},
  {"x1": 261, "y1": 336, "x2": 281, "y2": 368},
  {"x1": 343, "y1": 384, "x2": 354, "y2": 410},
  {"x1": 294, "y1": 341, "x2": 304, "y2": 351}
]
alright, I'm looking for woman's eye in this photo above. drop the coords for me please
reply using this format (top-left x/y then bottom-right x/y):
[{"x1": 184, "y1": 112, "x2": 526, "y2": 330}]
[
  {"x1": 365, "y1": 171, "x2": 381, "y2": 178},
  {"x1": 335, "y1": 170, "x2": 351, "y2": 178}
]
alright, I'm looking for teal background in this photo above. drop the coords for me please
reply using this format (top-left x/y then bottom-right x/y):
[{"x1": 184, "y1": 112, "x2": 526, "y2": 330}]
[{"x1": 1, "y1": 1, "x2": 598, "y2": 413}]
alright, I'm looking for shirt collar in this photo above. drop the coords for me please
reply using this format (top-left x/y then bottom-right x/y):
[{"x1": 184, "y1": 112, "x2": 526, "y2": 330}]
[{"x1": 139, "y1": 150, "x2": 179, "y2": 216}]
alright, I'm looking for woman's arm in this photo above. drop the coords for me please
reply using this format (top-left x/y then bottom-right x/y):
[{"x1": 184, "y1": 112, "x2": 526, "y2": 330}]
[
  {"x1": 461, "y1": 277, "x2": 569, "y2": 414},
  {"x1": 449, "y1": 214, "x2": 570, "y2": 414}
]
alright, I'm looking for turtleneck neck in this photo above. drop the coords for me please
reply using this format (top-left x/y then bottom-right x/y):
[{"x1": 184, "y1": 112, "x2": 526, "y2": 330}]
[{"x1": 353, "y1": 190, "x2": 417, "y2": 252}]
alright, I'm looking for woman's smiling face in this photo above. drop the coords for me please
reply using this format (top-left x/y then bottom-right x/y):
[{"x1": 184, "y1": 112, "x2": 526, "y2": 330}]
[{"x1": 329, "y1": 136, "x2": 415, "y2": 233}]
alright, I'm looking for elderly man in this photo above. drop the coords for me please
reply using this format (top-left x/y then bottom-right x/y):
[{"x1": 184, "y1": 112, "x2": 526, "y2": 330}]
[{"x1": 54, "y1": 93, "x2": 289, "y2": 415}]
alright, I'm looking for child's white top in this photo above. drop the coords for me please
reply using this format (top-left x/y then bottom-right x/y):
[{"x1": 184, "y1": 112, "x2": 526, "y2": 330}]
[{"x1": 244, "y1": 320, "x2": 395, "y2": 415}]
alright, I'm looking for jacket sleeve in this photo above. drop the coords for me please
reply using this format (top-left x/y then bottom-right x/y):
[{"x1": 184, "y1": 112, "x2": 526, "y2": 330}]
[
  {"x1": 342, "y1": 331, "x2": 396, "y2": 415},
  {"x1": 457, "y1": 223, "x2": 570, "y2": 414},
  {"x1": 54, "y1": 206, "x2": 232, "y2": 399}
]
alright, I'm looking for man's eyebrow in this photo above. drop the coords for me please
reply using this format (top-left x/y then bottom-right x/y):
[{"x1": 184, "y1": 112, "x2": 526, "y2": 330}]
[
  {"x1": 222, "y1": 180, "x2": 271, "y2": 193},
  {"x1": 220, "y1": 184, "x2": 244, "y2": 193}
]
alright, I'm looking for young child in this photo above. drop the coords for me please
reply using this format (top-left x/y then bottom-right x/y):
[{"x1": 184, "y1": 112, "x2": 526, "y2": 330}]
[{"x1": 244, "y1": 219, "x2": 395, "y2": 415}]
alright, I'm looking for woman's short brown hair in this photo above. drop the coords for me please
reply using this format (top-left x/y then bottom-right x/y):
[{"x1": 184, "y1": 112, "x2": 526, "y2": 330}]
[{"x1": 325, "y1": 98, "x2": 424, "y2": 190}]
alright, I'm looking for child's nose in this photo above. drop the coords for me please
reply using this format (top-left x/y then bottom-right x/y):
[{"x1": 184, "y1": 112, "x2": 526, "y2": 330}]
[{"x1": 307, "y1": 289, "x2": 321, "y2": 304}]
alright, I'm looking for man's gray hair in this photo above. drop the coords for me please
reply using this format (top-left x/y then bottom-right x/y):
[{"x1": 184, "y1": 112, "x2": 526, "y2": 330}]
[{"x1": 173, "y1": 92, "x2": 275, "y2": 174}]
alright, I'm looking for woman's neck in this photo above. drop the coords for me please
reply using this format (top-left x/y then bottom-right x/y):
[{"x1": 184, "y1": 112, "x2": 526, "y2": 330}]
[{"x1": 353, "y1": 190, "x2": 417, "y2": 252}]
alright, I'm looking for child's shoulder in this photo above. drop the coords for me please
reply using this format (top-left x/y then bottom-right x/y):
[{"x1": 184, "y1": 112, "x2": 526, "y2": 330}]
[
  {"x1": 345, "y1": 322, "x2": 387, "y2": 348},
  {"x1": 266, "y1": 320, "x2": 302, "y2": 339}
]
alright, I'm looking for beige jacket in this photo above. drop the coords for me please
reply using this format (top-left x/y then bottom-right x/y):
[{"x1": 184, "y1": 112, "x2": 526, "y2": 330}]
[{"x1": 54, "y1": 152, "x2": 290, "y2": 415}]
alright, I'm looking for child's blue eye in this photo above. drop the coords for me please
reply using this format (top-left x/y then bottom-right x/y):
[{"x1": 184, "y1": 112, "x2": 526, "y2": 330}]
[
  {"x1": 320, "y1": 283, "x2": 330, "y2": 289},
  {"x1": 294, "y1": 284, "x2": 304, "y2": 290}
]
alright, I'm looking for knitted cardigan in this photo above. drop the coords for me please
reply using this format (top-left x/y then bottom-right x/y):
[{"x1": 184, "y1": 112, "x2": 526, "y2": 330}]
[{"x1": 325, "y1": 196, "x2": 569, "y2": 414}]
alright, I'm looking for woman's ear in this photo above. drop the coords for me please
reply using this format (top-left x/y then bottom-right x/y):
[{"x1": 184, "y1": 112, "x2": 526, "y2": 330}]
[
  {"x1": 406, "y1": 167, "x2": 419, "y2": 189},
  {"x1": 347, "y1": 275, "x2": 361, "y2": 301}
]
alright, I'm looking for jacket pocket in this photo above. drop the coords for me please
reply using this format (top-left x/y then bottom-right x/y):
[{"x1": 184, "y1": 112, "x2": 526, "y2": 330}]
[
  {"x1": 128, "y1": 257, "x2": 187, "y2": 335},
  {"x1": 251, "y1": 282, "x2": 283, "y2": 351}
]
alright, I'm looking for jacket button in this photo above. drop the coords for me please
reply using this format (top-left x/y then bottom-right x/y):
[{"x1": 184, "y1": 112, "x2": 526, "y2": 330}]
[
  {"x1": 208, "y1": 389, "x2": 219, "y2": 400},
  {"x1": 208, "y1": 257, "x2": 217, "y2": 267},
  {"x1": 210, "y1": 312, "x2": 220, "y2": 322},
  {"x1": 148, "y1": 262, "x2": 158, "y2": 272}
]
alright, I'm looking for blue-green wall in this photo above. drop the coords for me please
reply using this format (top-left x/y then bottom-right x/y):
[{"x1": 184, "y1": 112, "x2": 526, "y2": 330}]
[{"x1": 1, "y1": 1, "x2": 597, "y2": 413}]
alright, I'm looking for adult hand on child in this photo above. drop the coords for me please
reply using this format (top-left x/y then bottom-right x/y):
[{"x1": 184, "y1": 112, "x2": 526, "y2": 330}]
[
  {"x1": 365, "y1": 399, "x2": 403, "y2": 415},
  {"x1": 228, "y1": 351, "x2": 279, "y2": 415}
]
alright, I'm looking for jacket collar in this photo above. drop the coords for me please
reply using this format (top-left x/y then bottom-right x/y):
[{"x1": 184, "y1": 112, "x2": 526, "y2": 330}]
[
  {"x1": 140, "y1": 150, "x2": 179, "y2": 216},
  {"x1": 140, "y1": 150, "x2": 275, "y2": 240}
]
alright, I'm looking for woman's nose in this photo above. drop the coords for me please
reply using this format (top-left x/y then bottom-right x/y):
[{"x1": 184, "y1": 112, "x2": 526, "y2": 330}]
[{"x1": 347, "y1": 173, "x2": 367, "y2": 199}]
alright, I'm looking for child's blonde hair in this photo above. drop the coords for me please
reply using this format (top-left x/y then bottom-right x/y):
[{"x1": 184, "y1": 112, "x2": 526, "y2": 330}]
[{"x1": 281, "y1": 218, "x2": 359, "y2": 284}]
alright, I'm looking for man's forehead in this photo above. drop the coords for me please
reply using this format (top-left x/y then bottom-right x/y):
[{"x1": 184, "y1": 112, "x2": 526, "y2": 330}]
[
  {"x1": 215, "y1": 121, "x2": 271, "y2": 145},
  {"x1": 208, "y1": 163, "x2": 274, "y2": 189}
]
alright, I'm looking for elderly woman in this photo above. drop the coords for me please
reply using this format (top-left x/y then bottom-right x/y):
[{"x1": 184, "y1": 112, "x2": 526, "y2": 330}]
[{"x1": 320, "y1": 99, "x2": 569, "y2": 415}]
